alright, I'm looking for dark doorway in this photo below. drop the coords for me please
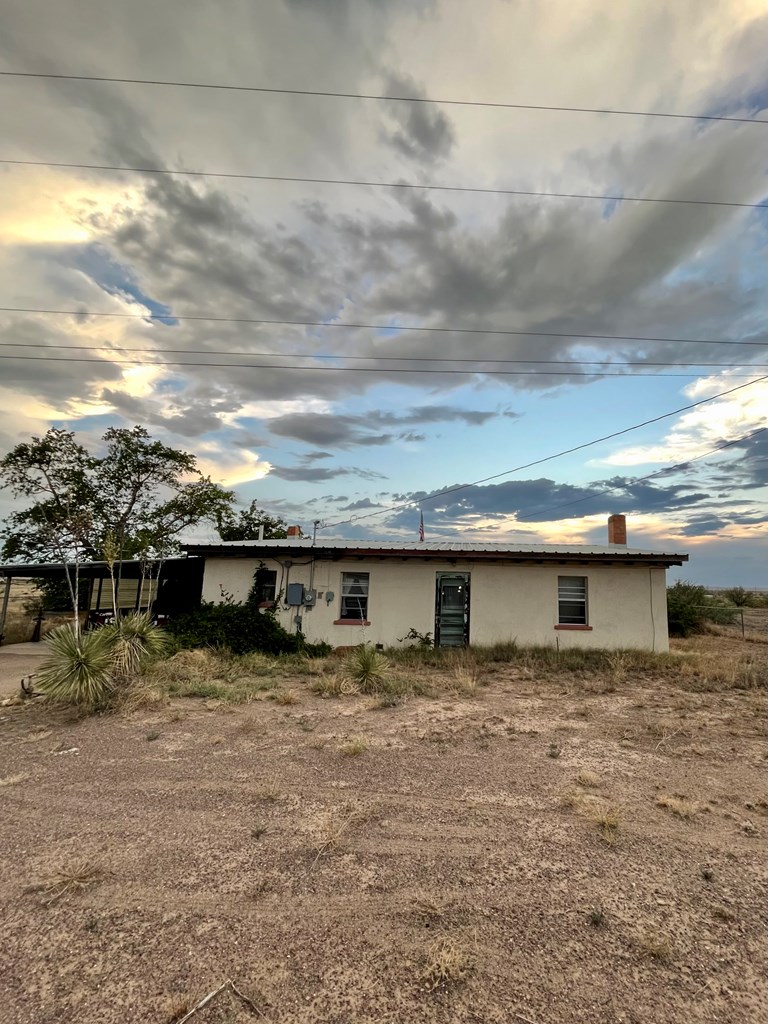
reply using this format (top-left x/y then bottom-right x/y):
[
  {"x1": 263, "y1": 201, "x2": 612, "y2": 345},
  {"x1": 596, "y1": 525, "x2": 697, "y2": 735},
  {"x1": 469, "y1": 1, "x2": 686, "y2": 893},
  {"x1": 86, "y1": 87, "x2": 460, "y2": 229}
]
[{"x1": 435, "y1": 573, "x2": 470, "y2": 647}]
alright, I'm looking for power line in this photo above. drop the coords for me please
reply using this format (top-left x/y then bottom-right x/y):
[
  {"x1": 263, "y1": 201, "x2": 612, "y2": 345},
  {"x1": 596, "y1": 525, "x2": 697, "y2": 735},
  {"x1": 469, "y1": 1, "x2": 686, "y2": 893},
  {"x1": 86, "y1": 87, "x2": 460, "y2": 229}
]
[
  {"x1": 0, "y1": 352, "x2": 764, "y2": 378},
  {"x1": 1, "y1": 70, "x2": 766, "y2": 126},
  {"x1": 2, "y1": 306, "x2": 766, "y2": 348},
  {"x1": 321, "y1": 375, "x2": 768, "y2": 528},
  {"x1": 2, "y1": 158, "x2": 765, "y2": 211},
  {"x1": 0, "y1": 339, "x2": 765, "y2": 370},
  {"x1": 516, "y1": 426, "x2": 767, "y2": 522}
]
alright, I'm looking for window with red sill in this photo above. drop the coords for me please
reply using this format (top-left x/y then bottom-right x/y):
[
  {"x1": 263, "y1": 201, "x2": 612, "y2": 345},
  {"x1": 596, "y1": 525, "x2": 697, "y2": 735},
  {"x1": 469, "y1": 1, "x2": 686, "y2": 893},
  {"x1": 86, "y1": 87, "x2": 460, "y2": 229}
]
[
  {"x1": 338, "y1": 571, "x2": 369, "y2": 623},
  {"x1": 557, "y1": 575, "x2": 588, "y2": 627}
]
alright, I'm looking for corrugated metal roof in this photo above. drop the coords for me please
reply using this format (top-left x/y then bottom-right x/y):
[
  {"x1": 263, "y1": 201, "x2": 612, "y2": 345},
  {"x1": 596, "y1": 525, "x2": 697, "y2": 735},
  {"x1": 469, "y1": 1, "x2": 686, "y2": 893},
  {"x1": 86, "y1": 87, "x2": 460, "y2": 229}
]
[{"x1": 185, "y1": 539, "x2": 687, "y2": 558}]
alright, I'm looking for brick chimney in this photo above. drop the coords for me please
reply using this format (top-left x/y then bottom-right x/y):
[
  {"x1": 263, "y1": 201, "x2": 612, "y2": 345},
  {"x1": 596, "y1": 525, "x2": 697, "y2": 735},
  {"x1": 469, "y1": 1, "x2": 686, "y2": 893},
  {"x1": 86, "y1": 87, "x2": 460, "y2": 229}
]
[
  {"x1": 286, "y1": 525, "x2": 302, "y2": 537},
  {"x1": 607, "y1": 514, "x2": 627, "y2": 545}
]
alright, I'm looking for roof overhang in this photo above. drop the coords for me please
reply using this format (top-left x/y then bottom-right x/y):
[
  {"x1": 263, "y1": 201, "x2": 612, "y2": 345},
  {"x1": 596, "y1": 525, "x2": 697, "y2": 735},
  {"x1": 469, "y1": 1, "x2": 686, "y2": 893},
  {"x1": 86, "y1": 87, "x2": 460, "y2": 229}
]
[
  {"x1": 182, "y1": 543, "x2": 688, "y2": 568},
  {"x1": 0, "y1": 557, "x2": 201, "y2": 580}
]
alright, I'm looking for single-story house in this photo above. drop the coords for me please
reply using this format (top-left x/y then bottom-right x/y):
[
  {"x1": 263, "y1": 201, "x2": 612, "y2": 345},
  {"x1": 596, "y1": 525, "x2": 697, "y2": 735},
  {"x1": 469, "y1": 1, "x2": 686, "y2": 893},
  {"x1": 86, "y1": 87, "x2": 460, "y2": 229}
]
[{"x1": 184, "y1": 515, "x2": 688, "y2": 653}]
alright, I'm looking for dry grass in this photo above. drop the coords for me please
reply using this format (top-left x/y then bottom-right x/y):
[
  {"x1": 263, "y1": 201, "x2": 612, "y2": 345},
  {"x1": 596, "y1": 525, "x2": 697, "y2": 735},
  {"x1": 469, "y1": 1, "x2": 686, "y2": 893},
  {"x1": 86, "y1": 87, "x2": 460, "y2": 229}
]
[
  {"x1": 310, "y1": 672, "x2": 360, "y2": 698},
  {"x1": 639, "y1": 932, "x2": 674, "y2": 962},
  {"x1": 339, "y1": 736, "x2": 368, "y2": 756},
  {"x1": 449, "y1": 652, "x2": 484, "y2": 697},
  {"x1": 312, "y1": 802, "x2": 372, "y2": 867},
  {"x1": 412, "y1": 896, "x2": 445, "y2": 921},
  {"x1": 270, "y1": 688, "x2": 300, "y2": 705},
  {"x1": 591, "y1": 804, "x2": 623, "y2": 845},
  {"x1": 656, "y1": 793, "x2": 701, "y2": 819},
  {"x1": 420, "y1": 937, "x2": 472, "y2": 991},
  {"x1": 159, "y1": 994, "x2": 196, "y2": 1024},
  {"x1": 254, "y1": 776, "x2": 282, "y2": 803},
  {"x1": 576, "y1": 770, "x2": 600, "y2": 788},
  {"x1": 0, "y1": 772, "x2": 30, "y2": 787},
  {"x1": 31, "y1": 860, "x2": 104, "y2": 905}
]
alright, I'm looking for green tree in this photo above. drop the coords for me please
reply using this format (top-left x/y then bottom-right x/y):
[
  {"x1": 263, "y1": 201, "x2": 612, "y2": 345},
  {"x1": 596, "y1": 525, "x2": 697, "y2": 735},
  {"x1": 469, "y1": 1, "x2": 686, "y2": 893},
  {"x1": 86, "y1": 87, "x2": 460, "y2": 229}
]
[
  {"x1": 1, "y1": 426, "x2": 236, "y2": 621},
  {"x1": 215, "y1": 499, "x2": 288, "y2": 540},
  {"x1": 666, "y1": 581, "x2": 736, "y2": 637}
]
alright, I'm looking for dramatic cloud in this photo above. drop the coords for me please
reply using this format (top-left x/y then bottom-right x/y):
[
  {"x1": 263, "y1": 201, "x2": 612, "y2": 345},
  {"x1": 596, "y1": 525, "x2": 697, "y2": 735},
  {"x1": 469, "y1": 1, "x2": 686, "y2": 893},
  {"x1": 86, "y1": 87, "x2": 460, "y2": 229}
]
[{"x1": 1, "y1": 0, "x2": 766, "y2": 583}]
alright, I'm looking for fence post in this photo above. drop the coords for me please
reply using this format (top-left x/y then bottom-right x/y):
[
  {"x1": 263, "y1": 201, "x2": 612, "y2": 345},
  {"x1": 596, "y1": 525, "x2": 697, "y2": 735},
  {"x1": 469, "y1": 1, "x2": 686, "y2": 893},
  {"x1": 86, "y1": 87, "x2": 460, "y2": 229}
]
[{"x1": 741, "y1": 609, "x2": 745, "y2": 639}]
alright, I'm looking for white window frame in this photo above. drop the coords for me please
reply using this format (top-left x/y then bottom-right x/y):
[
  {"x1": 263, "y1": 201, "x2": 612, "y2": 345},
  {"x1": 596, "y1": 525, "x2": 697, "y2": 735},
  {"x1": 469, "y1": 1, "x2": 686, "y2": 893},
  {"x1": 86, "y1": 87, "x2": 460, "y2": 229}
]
[
  {"x1": 558, "y1": 576, "x2": 588, "y2": 625},
  {"x1": 340, "y1": 572, "x2": 370, "y2": 621}
]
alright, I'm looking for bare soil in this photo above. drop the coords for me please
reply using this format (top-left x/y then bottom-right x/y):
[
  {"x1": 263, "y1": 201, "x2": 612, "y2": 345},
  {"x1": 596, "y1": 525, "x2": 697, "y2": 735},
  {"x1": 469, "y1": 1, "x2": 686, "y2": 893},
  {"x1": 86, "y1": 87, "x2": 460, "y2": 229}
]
[{"x1": 0, "y1": 636, "x2": 766, "y2": 1024}]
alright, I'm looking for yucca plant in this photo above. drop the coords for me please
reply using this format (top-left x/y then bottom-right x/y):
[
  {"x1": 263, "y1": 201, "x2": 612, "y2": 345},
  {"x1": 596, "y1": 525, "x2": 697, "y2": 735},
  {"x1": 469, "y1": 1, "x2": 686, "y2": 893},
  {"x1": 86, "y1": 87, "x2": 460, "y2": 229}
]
[
  {"x1": 345, "y1": 644, "x2": 390, "y2": 694},
  {"x1": 101, "y1": 612, "x2": 172, "y2": 678},
  {"x1": 36, "y1": 624, "x2": 115, "y2": 708}
]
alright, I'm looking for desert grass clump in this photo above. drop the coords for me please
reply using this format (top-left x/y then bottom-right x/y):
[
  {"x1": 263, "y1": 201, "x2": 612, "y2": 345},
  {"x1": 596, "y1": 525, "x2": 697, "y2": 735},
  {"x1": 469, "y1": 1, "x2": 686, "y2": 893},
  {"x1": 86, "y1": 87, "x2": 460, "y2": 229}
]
[
  {"x1": 639, "y1": 932, "x2": 673, "y2": 962},
  {"x1": 311, "y1": 801, "x2": 371, "y2": 867},
  {"x1": 270, "y1": 688, "x2": 300, "y2": 705},
  {"x1": 339, "y1": 735, "x2": 368, "y2": 756},
  {"x1": 31, "y1": 860, "x2": 104, "y2": 905},
  {"x1": 576, "y1": 770, "x2": 600, "y2": 788},
  {"x1": 345, "y1": 644, "x2": 390, "y2": 694},
  {"x1": 310, "y1": 672, "x2": 360, "y2": 698},
  {"x1": 656, "y1": 794, "x2": 701, "y2": 819},
  {"x1": 421, "y1": 938, "x2": 472, "y2": 991},
  {"x1": 449, "y1": 651, "x2": 483, "y2": 696},
  {"x1": 591, "y1": 803, "x2": 623, "y2": 845},
  {"x1": 36, "y1": 624, "x2": 115, "y2": 709},
  {"x1": 588, "y1": 905, "x2": 606, "y2": 928}
]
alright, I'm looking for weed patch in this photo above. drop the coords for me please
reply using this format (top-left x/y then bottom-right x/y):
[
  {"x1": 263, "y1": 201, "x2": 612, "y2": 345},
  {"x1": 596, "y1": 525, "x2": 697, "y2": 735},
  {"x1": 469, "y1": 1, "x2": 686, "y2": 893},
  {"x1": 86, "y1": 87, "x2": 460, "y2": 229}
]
[{"x1": 421, "y1": 938, "x2": 472, "y2": 991}]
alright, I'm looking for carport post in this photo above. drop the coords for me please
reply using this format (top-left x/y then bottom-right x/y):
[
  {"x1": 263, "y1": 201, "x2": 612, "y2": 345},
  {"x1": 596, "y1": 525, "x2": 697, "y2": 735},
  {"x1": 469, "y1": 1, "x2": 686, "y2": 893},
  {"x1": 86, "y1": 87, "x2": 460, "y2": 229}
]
[{"x1": 0, "y1": 575, "x2": 11, "y2": 644}]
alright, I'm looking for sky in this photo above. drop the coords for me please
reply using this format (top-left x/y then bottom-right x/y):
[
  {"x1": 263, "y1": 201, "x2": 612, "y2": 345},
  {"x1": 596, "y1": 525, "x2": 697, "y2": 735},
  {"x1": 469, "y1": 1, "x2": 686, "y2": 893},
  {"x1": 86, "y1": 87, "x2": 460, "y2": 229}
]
[{"x1": 0, "y1": 0, "x2": 767, "y2": 585}]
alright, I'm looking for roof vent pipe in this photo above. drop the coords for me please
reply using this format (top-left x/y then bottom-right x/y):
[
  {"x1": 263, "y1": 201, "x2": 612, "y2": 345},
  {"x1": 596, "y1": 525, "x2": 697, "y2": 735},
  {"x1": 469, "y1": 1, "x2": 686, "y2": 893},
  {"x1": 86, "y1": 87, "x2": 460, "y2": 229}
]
[
  {"x1": 258, "y1": 525, "x2": 265, "y2": 541},
  {"x1": 608, "y1": 514, "x2": 627, "y2": 545}
]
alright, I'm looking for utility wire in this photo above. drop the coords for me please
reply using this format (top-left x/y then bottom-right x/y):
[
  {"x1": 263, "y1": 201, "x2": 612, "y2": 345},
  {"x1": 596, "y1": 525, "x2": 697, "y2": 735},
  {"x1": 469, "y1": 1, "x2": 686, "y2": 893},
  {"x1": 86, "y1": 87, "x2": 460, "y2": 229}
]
[
  {"x1": 2, "y1": 306, "x2": 766, "y2": 348},
  {"x1": 1, "y1": 71, "x2": 766, "y2": 125},
  {"x1": 0, "y1": 352, "x2": 763, "y2": 378},
  {"x1": 516, "y1": 426, "x2": 767, "y2": 522},
  {"x1": 321, "y1": 375, "x2": 768, "y2": 528},
  {"x1": 2, "y1": 158, "x2": 765, "y2": 211},
  {"x1": 0, "y1": 339, "x2": 764, "y2": 370}
]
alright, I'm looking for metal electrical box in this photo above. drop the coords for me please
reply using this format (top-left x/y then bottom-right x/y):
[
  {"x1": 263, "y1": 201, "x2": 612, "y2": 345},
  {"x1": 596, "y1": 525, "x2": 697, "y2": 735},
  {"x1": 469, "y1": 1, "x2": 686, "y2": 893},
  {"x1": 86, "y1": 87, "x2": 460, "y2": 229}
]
[
  {"x1": 286, "y1": 582, "x2": 305, "y2": 606},
  {"x1": 303, "y1": 589, "x2": 317, "y2": 607}
]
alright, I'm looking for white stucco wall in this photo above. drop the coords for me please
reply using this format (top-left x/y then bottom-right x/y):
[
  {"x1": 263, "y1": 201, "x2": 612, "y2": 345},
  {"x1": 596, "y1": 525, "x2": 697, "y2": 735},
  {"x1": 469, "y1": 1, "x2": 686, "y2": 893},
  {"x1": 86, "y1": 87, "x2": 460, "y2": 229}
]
[{"x1": 201, "y1": 556, "x2": 670, "y2": 652}]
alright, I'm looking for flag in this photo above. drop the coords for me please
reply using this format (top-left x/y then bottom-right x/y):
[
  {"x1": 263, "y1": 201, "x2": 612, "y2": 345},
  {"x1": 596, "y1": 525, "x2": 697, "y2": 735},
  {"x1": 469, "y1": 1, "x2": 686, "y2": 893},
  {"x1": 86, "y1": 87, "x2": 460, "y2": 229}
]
[{"x1": 419, "y1": 509, "x2": 425, "y2": 542}]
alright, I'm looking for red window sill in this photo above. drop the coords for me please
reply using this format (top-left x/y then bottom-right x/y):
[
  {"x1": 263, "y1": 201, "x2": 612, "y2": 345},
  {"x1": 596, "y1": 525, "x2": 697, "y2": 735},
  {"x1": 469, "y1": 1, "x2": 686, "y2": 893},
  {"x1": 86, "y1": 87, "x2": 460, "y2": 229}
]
[
  {"x1": 555, "y1": 624, "x2": 593, "y2": 631},
  {"x1": 334, "y1": 619, "x2": 371, "y2": 626}
]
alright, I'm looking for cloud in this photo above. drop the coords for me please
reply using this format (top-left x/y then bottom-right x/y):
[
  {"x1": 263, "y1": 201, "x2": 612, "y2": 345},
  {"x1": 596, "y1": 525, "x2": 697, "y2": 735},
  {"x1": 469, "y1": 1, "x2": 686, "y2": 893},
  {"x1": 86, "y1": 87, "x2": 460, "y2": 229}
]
[
  {"x1": 380, "y1": 72, "x2": 456, "y2": 163},
  {"x1": 338, "y1": 497, "x2": 384, "y2": 511},
  {"x1": 267, "y1": 405, "x2": 509, "y2": 447}
]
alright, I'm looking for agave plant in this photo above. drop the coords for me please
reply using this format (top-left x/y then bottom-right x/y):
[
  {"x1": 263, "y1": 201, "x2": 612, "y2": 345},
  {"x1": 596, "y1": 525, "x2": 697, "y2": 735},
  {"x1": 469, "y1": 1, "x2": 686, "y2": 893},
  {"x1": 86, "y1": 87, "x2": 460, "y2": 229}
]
[
  {"x1": 345, "y1": 644, "x2": 390, "y2": 694},
  {"x1": 36, "y1": 624, "x2": 115, "y2": 708},
  {"x1": 102, "y1": 612, "x2": 172, "y2": 678}
]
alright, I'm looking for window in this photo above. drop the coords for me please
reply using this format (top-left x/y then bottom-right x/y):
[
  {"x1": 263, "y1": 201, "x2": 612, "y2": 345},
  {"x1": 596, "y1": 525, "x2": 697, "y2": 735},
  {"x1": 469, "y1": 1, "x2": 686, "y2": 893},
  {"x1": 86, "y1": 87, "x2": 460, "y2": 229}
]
[
  {"x1": 252, "y1": 566, "x2": 277, "y2": 603},
  {"x1": 340, "y1": 572, "x2": 369, "y2": 620},
  {"x1": 558, "y1": 576, "x2": 587, "y2": 625}
]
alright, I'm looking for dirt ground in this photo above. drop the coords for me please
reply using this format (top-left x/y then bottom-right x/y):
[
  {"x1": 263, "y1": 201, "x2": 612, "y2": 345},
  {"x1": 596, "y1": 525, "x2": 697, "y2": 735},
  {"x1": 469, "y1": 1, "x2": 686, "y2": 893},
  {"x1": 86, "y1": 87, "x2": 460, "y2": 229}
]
[{"x1": 0, "y1": 635, "x2": 766, "y2": 1024}]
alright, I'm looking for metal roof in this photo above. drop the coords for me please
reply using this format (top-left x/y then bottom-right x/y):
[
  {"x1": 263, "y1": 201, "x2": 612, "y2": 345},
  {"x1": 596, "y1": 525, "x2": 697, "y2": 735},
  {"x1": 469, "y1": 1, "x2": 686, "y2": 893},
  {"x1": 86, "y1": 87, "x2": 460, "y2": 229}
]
[
  {"x1": 184, "y1": 539, "x2": 688, "y2": 562},
  {"x1": 0, "y1": 557, "x2": 198, "y2": 579}
]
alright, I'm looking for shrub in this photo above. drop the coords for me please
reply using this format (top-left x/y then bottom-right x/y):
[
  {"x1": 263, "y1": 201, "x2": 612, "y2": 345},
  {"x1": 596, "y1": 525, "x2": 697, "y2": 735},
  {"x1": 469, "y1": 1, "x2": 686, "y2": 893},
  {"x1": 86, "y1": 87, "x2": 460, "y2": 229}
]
[
  {"x1": 36, "y1": 624, "x2": 115, "y2": 708},
  {"x1": 101, "y1": 612, "x2": 172, "y2": 677},
  {"x1": 666, "y1": 582, "x2": 736, "y2": 637},
  {"x1": 345, "y1": 644, "x2": 390, "y2": 693},
  {"x1": 166, "y1": 602, "x2": 330, "y2": 657},
  {"x1": 724, "y1": 586, "x2": 751, "y2": 607}
]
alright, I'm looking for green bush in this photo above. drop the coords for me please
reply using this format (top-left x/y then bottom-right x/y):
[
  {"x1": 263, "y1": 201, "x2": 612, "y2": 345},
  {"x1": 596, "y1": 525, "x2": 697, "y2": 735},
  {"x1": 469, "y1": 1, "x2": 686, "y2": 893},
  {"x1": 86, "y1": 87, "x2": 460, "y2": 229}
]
[
  {"x1": 36, "y1": 624, "x2": 115, "y2": 708},
  {"x1": 101, "y1": 612, "x2": 173, "y2": 677},
  {"x1": 166, "y1": 602, "x2": 330, "y2": 657},
  {"x1": 345, "y1": 644, "x2": 390, "y2": 693},
  {"x1": 667, "y1": 582, "x2": 736, "y2": 637}
]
